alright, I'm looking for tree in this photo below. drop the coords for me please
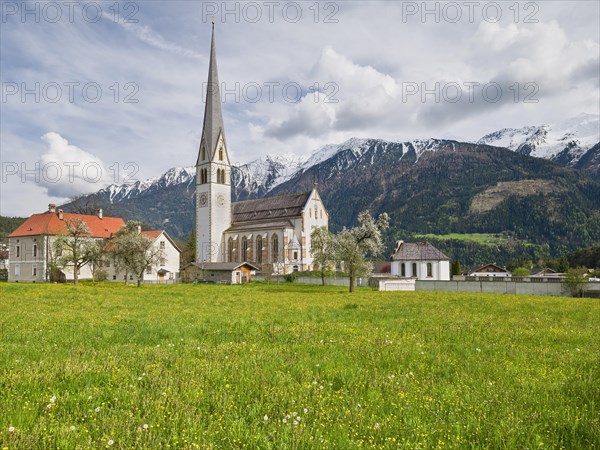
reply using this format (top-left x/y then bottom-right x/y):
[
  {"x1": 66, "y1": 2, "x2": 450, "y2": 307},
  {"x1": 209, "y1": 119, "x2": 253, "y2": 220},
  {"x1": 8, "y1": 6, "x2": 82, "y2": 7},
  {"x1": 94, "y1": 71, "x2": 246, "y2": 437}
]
[
  {"x1": 332, "y1": 211, "x2": 389, "y2": 293},
  {"x1": 451, "y1": 260, "x2": 462, "y2": 276},
  {"x1": 54, "y1": 217, "x2": 102, "y2": 285},
  {"x1": 111, "y1": 221, "x2": 163, "y2": 287},
  {"x1": 512, "y1": 267, "x2": 530, "y2": 277},
  {"x1": 310, "y1": 226, "x2": 335, "y2": 286},
  {"x1": 563, "y1": 267, "x2": 588, "y2": 298}
]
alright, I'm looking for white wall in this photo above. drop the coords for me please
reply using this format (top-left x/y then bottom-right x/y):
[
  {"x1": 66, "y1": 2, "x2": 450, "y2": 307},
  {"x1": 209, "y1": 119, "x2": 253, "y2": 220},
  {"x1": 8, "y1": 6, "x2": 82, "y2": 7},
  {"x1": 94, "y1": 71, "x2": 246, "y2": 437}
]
[{"x1": 391, "y1": 260, "x2": 450, "y2": 281}]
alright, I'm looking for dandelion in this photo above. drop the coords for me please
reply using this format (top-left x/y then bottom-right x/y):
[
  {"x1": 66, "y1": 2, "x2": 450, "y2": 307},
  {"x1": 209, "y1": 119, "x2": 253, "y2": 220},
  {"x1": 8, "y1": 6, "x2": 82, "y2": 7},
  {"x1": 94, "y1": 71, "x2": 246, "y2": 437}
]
[
  {"x1": 282, "y1": 418, "x2": 287, "y2": 423},
  {"x1": 108, "y1": 439, "x2": 114, "y2": 446},
  {"x1": 143, "y1": 424, "x2": 149, "y2": 429},
  {"x1": 50, "y1": 396, "x2": 56, "y2": 403},
  {"x1": 46, "y1": 404, "x2": 52, "y2": 409},
  {"x1": 70, "y1": 425, "x2": 75, "y2": 431},
  {"x1": 8, "y1": 426, "x2": 15, "y2": 432},
  {"x1": 476, "y1": 348, "x2": 481, "y2": 352},
  {"x1": 88, "y1": 396, "x2": 92, "y2": 400},
  {"x1": 297, "y1": 416, "x2": 301, "y2": 421},
  {"x1": 292, "y1": 412, "x2": 297, "y2": 417},
  {"x1": 263, "y1": 415, "x2": 268, "y2": 421},
  {"x1": 95, "y1": 407, "x2": 101, "y2": 413},
  {"x1": 303, "y1": 408, "x2": 308, "y2": 413},
  {"x1": 293, "y1": 420, "x2": 298, "y2": 426}
]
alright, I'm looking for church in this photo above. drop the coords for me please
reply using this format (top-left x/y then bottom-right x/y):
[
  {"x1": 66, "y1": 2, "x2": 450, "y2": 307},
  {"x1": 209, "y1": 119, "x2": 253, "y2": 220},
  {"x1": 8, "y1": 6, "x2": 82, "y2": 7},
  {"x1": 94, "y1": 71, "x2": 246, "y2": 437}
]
[{"x1": 194, "y1": 24, "x2": 329, "y2": 276}]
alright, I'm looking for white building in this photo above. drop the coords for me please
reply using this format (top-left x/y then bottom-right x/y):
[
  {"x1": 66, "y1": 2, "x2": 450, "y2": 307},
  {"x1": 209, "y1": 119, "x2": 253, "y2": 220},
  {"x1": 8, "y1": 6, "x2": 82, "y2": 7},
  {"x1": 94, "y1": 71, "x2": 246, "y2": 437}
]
[
  {"x1": 390, "y1": 241, "x2": 451, "y2": 281},
  {"x1": 7, "y1": 205, "x2": 124, "y2": 282},
  {"x1": 7, "y1": 205, "x2": 180, "y2": 283},
  {"x1": 195, "y1": 24, "x2": 329, "y2": 274},
  {"x1": 469, "y1": 263, "x2": 511, "y2": 278},
  {"x1": 106, "y1": 230, "x2": 181, "y2": 283}
]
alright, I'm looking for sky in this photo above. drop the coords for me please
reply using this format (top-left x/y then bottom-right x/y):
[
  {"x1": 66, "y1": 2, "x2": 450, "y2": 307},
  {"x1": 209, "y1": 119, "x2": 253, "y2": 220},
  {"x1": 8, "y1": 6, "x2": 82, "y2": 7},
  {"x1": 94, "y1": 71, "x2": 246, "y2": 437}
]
[{"x1": 1, "y1": 0, "x2": 599, "y2": 216}]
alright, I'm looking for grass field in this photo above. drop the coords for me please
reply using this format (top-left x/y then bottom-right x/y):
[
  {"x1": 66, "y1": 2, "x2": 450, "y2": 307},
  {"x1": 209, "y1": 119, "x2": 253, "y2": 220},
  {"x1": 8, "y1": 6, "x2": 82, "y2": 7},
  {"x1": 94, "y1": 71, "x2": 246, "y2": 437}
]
[
  {"x1": 1, "y1": 283, "x2": 598, "y2": 449},
  {"x1": 413, "y1": 233, "x2": 512, "y2": 246}
]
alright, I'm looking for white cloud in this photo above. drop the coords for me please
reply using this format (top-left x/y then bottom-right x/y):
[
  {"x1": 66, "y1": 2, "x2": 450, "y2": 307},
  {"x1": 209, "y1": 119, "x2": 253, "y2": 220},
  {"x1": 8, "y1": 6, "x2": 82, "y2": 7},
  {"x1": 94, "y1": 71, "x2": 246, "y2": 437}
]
[{"x1": 36, "y1": 132, "x2": 113, "y2": 198}]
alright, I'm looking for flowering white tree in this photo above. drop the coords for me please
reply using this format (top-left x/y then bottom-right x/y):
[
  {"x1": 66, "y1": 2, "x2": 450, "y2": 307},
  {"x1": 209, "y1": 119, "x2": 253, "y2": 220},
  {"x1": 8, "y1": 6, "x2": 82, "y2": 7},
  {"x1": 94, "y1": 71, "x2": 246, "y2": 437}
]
[
  {"x1": 332, "y1": 211, "x2": 389, "y2": 292},
  {"x1": 310, "y1": 226, "x2": 335, "y2": 286},
  {"x1": 111, "y1": 221, "x2": 163, "y2": 287}
]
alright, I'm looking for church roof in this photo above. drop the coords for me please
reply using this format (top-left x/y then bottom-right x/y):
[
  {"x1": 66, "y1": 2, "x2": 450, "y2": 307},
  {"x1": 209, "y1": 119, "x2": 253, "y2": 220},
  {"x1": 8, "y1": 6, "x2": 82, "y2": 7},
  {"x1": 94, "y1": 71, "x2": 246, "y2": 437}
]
[
  {"x1": 391, "y1": 241, "x2": 450, "y2": 261},
  {"x1": 226, "y1": 220, "x2": 295, "y2": 232},
  {"x1": 232, "y1": 191, "x2": 311, "y2": 223},
  {"x1": 188, "y1": 262, "x2": 260, "y2": 272},
  {"x1": 198, "y1": 22, "x2": 225, "y2": 162}
]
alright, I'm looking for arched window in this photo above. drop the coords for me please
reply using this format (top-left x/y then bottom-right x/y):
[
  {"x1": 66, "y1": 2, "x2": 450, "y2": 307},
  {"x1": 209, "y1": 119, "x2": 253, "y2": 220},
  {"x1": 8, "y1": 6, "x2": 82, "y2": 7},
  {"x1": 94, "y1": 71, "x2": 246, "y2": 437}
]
[
  {"x1": 272, "y1": 234, "x2": 279, "y2": 262},
  {"x1": 412, "y1": 263, "x2": 417, "y2": 277},
  {"x1": 219, "y1": 147, "x2": 224, "y2": 161},
  {"x1": 256, "y1": 236, "x2": 263, "y2": 264},
  {"x1": 427, "y1": 263, "x2": 433, "y2": 277},
  {"x1": 241, "y1": 237, "x2": 248, "y2": 261},
  {"x1": 228, "y1": 237, "x2": 234, "y2": 262},
  {"x1": 401, "y1": 263, "x2": 406, "y2": 277},
  {"x1": 201, "y1": 145, "x2": 206, "y2": 161}
]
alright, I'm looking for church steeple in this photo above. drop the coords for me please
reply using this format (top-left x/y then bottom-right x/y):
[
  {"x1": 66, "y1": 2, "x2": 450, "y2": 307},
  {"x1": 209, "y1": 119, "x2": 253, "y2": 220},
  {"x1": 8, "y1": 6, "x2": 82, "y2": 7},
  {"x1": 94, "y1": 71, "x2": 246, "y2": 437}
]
[
  {"x1": 196, "y1": 22, "x2": 232, "y2": 264},
  {"x1": 198, "y1": 20, "x2": 226, "y2": 163}
]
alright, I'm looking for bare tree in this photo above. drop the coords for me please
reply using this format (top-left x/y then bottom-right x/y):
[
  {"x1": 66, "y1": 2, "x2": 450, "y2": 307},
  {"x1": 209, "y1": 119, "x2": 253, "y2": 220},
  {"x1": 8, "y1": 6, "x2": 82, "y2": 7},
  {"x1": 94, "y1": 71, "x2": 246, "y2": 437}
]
[
  {"x1": 111, "y1": 221, "x2": 163, "y2": 287},
  {"x1": 332, "y1": 211, "x2": 389, "y2": 293},
  {"x1": 54, "y1": 218, "x2": 102, "y2": 285}
]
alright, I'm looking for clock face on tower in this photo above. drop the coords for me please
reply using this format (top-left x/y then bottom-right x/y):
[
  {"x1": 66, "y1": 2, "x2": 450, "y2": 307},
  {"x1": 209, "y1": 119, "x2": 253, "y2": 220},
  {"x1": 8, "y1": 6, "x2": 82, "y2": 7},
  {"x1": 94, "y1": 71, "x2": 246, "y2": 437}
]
[
  {"x1": 217, "y1": 194, "x2": 225, "y2": 207},
  {"x1": 199, "y1": 193, "x2": 208, "y2": 208}
]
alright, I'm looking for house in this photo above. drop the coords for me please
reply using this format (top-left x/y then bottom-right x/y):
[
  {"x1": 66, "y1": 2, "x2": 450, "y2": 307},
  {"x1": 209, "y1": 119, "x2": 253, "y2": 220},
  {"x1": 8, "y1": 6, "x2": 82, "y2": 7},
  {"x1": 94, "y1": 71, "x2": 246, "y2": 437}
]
[
  {"x1": 104, "y1": 230, "x2": 181, "y2": 283},
  {"x1": 7, "y1": 205, "x2": 124, "y2": 282},
  {"x1": 194, "y1": 23, "x2": 329, "y2": 274},
  {"x1": 530, "y1": 268, "x2": 562, "y2": 278},
  {"x1": 182, "y1": 262, "x2": 260, "y2": 284},
  {"x1": 390, "y1": 241, "x2": 451, "y2": 280},
  {"x1": 469, "y1": 263, "x2": 512, "y2": 278}
]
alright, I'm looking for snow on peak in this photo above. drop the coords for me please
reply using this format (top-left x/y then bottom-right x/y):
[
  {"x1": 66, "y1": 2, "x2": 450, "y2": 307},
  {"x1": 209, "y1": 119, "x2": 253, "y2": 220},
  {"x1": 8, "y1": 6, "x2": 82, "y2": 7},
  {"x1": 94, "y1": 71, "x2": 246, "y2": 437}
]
[{"x1": 477, "y1": 114, "x2": 599, "y2": 161}]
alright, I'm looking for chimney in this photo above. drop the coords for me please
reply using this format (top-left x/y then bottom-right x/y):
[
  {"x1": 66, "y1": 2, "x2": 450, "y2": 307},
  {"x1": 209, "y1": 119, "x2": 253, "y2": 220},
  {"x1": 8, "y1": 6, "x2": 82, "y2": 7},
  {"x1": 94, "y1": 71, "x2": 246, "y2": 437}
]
[
  {"x1": 137, "y1": 225, "x2": 142, "y2": 234},
  {"x1": 48, "y1": 204, "x2": 56, "y2": 213},
  {"x1": 98, "y1": 208, "x2": 103, "y2": 219},
  {"x1": 58, "y1": 209, "x2": 63, "y2": 220}
]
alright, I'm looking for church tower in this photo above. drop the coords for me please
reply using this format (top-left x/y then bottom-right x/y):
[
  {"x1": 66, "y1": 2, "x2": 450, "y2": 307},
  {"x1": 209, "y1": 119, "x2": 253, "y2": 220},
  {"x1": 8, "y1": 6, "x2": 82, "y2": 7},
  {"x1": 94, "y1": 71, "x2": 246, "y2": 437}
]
[{"x1": 196, "y1": 22, "x2": 231, "y2": 263}]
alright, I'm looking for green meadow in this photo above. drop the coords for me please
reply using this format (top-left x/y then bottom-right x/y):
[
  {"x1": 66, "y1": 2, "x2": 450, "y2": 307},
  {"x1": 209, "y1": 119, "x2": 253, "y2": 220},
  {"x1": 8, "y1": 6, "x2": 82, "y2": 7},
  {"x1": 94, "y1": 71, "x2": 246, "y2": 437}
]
[{"x1": 1, "y1": 283, "x2": 598, "y2": 449}]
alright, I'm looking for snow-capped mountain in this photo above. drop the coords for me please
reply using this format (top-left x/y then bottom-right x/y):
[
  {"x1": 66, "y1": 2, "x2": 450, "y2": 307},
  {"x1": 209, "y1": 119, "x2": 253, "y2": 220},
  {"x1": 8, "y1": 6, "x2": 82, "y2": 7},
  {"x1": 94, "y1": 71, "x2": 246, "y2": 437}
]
[{"x1": 477, "y1": 113, "x2": 599, "y2": 168}]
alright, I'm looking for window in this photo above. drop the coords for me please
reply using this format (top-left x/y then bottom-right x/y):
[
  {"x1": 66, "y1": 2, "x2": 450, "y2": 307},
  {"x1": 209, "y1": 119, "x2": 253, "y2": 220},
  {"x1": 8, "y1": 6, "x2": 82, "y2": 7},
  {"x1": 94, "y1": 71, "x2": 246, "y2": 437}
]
[
  {"x1": 242, "y1": 237, "x2": 248, "y2": 261},
  {"x1": 33, "y1": 244, "x2": 37, "y2": 258},
  {"x1": 112, "y1": 275, "x2": 117, "y2": 280},
  {"x1": 228, "y1": 237, "x2": 234, "y2": 262},
  {"x1": 293, "y1": 251, "x2": 298, "y2": 261},
  {"x1": 160, "y1": 241, "x2": 165, "y2": 249},
  {"x1": 401, "y1": 263, "x2": 406, "y2": 277},
  {"x1": 159, "y1": 258, "x2": 166, "y2": 266},
  {"x1": 412, "y1": 263, "x2": 417, "y2": 277},
  {"x1": 320, "y1": 210, "x2": 323, "y2": 219},
  {"x1": 315, "y1": 204, "x2": 318, "y2": 219},
  {"x1": 427, "y1": 263, "x2": 432, "y2": 277},
  {"x1": 32, "y1": 265, "x2": 37, "y2": 277},
  {"x1": 16, "y1": 246, "x2": 20, "y2": 258},
  {"x1": 256, "y1": 236, "x2": 263, "y2": 264},
  {"x1": 15, "y1": 264, "x2": 20, "y2": 276},
  {"x1": 293, "y1": 265, "x2": 299, "y2": 272},
  {"x1": 201, "y1": 145, "x2": 206, "y2": 161},
  {"x1": 219, "y1": 147, "x2": 224, "y2": 161},
  {"x1": 146, "y1": 266, "x2": 152, "y2": 274},
  {"x1": 272, "y1": 235, "x2": 279, "y2": 261}
]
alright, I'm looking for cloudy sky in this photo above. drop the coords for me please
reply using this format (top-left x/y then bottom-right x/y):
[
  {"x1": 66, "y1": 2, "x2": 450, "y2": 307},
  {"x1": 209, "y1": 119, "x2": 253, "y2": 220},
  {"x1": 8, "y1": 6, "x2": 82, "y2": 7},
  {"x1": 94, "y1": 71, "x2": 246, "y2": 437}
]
[{"x1": 1, "y1": 0, "x2": 599, "y2": 216}]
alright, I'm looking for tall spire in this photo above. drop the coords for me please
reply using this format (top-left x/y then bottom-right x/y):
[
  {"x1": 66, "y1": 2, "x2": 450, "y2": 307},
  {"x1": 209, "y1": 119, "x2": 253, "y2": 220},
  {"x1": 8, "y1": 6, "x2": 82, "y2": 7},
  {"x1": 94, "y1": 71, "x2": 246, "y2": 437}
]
[{"x1": 200, "y1": 20, "x2": 225, "y2": 160}]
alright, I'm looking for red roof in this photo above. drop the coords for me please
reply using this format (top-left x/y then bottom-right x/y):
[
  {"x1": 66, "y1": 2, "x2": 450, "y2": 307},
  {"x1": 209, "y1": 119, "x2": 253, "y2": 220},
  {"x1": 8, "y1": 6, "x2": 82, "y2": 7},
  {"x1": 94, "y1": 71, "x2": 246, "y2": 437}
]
[
  {"x1": 141, "y1": 230, "x2": 163, "y2": 240},
  {"x1": 8, "y1": 212, "x2": 125, "y2": 238}
]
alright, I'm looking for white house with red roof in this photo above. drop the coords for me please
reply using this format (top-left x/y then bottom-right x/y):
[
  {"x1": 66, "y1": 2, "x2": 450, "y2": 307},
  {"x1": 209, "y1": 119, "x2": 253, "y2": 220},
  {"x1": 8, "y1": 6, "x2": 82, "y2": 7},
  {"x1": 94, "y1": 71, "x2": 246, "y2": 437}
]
[
  {"x1": 8, "y1": 204, "x2": 125, "y2": 282},
  {"x1": 8, "y1": 204, "x2": 180, "y2": 283}
]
